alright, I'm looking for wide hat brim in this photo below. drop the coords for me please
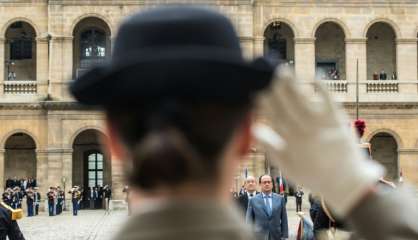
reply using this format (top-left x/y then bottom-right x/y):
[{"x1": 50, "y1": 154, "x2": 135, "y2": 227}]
[{"x1": 70, "y1": 47, "x2": 275, "y2": 106}]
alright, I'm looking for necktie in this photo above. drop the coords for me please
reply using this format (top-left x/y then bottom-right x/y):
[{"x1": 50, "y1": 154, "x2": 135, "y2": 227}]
[{"x1": 264, "y1": 195, "x2": 272, "y2": 216}]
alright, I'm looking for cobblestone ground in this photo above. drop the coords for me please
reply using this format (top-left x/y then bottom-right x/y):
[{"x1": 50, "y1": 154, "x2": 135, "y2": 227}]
[{"x1": 19, "y1": 196, "x2": 310, "y2": 240}]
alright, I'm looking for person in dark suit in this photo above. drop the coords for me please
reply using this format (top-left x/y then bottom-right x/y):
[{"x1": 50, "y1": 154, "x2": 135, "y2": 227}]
[
  {"x1": 33, "y1": 188, "x2": 40, "y2": 215},
  {"x1": 246, "y1": 175, "x2": 288, "y2": 240},
  {"x1": 236, "y1": 176, "x2": 258, "y2": 215},
  {"x1": 379, "y1": 70, "x2": 387, "y2": 80},
  {"x1": 295, "y1": 187, "x2": 304, "y2": 212}
]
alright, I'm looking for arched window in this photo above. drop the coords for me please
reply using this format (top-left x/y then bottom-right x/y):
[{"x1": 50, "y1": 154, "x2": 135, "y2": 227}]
[
  {"x1": 86, "y1": 151, "x2": 104, "y2": 188},
  {"x1": 264, "y1": 21, "x2": 295, "y2": 66},
  {"x1": 80, "y1": 29, "x2": 106, "y2": 68}
]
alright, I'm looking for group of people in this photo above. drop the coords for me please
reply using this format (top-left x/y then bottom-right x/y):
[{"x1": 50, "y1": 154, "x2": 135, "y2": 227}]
[
  {"x1": 235, "y1": 175, "x2": 304, "y2": 239},
  {"x1": 322, "y1": 68, "x2": 340, "y2": 80},
  {"x1": 83, "y1": 185, "x2": 112, "y2": 212},
  {"x1": 372, "y1": 70, "x2": 397, "y2": 80},
  {"x1": 5, "y1": 177, "x2": 37, "y2": 190},
  {"x1": 2, "y1": 186, "x2": 41, "y2": 217},
  {"x1": 46, "y1": 186, "x2": 66, "y2": 216}
]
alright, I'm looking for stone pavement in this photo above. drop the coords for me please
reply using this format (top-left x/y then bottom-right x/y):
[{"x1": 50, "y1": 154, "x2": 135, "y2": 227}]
[{"x1": 18, "y1": 196, "x2": 311, "y2": 240}]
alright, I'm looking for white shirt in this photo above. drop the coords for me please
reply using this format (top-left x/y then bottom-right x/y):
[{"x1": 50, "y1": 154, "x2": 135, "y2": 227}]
[{"x1": 247, "y1": 191, "x2": 256, "y2": 199}]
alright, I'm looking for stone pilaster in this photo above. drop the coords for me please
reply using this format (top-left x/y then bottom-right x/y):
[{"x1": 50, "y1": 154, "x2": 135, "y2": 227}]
[
  {"x1": 111, "y1": 156, "x2": 125, "y2": 200},
  {"x1": 0, "y1": 38, "x2": 5, "y2": 95},
  {"x1": 49, "y1": 36, "x2": 73, "y2": 100},
  {"x1": 253, "y1": 36, "x2": 264, "y2": 58},
  {"x1": 36, "y1": 149, "x2": 49, "y2": 195},
  {"x1": 295, "y1": 38, "x2": 315, "y2": 94},
  {"x1": 36, "y1": 37, "x2": 49, "y2": 97},
  {"x1": 396, "y1": 39, "x2": 418, "y2": 94},
  {"x1": 0, "y1": 149, "x2": 4, "y2": 190},
  {"x1": 345, "y1": 38, "x2": 368, "y2": 99},
  {"x1": 62, "y1": 148, "x2": 73, "y2": 192}
]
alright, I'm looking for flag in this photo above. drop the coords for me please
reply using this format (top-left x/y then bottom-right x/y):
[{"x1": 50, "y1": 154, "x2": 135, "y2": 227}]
[{"x1": 279, "y1": 172, "x2": 284, "y2": 194}]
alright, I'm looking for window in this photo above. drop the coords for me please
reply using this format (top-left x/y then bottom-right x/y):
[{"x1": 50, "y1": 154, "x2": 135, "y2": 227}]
[
  {"x1": 87, "y1": 152, "x2": 104, "y2": 188},
  {"x1": 10, "y1": 40, "x2": 32, "y2": 60},
  {"x1": 80, "y1": 29, "x2": 106, "y2": 59}
]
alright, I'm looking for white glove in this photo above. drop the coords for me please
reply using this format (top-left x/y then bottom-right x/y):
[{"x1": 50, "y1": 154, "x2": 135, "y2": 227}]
[{"x1": 253, "y1": 67, "x2": 384, "y2": 217}]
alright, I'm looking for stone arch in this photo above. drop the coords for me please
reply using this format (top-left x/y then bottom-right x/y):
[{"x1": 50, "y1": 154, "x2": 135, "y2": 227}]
[
  {"x1": 1, "y1": 17, "x2": 40, "y2": 38},
  {"x1": 366, "y1": 21, "x2": 397, "y2": 80},
  {"x1": 1, "y1": 129, "x2": 39, "y2": 150},
  {"x1": 365, "y1": 128, "x2": 403, "y2": 149},
  {"x1": 368, "y1": 131, "x2": 400, "y2": 181},
  {"x1": 314, "y1": 21, "x2": 347, "y2": 80},
  {"x1": 363, "y1": 18, "x2": 401, "y2": 39},
  {"x1": 263, "y1": 18, "x2": 299, "y2": 38},
  {"x1": 69, "y1": 13, "x2": 113, "y2": 37},
  {"x1": 69, "y1": 125, "x2": 106, "y2": 147},
  {"x1": 312, "y1": 18, "x2": 351, "y2": 39}
]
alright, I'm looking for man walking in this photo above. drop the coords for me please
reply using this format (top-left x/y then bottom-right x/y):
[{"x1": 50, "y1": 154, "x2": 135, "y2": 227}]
[{"x1": 246, "y1": 175, "x2": 288, "y2": 240}]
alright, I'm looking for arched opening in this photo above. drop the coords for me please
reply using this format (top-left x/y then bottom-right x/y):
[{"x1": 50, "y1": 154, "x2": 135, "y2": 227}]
[
  {"x1": 366, "y1": 22, "x2": 397, "y2": 80},
  {"x1": 264, "y1": 21, "x2": 295, "y2": 67},
  {"x1": 315, "y1": 22, "x2": 346, "y2": 80},
  {"x1": 4, "y1": 21, "x2": 36, "y2": 81},
  {"x1": 370, "y1": 132, "x2": 399, "y2": 181},
  {"x1": 4, "y1": 133, "x2": 37, "y2": 189},
  {"x1": 72, "y1": 129, "x2": 111, "y2": 209},
  {"x1": 73, "y1": 17, "x2": 111, "y2": 79}
]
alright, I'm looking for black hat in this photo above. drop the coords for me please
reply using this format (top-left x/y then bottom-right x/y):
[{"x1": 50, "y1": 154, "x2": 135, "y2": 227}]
[{"x1": 70, "y1": 6, "x2": 274, "y2": 106}]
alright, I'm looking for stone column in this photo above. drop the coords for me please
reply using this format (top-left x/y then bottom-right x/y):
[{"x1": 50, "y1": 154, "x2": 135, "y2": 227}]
[
  {"x1": 62, "y1": 148, "x2": 73, "y2": 191},
  {"x1": 294, "y1": 38, "x2": 315, "y2": 94},
  {"x1": 111, "y1": 156, "x2": 125, "y2": 201},
  {"x1": 0, "y1": 38, "x2": 4, "y2": 95},
  {"x1": 61, "y1": 37, "x2": 73, "y2": 100},
  {"x1": 49, "y1": 36, "x2": 73, "y2": 100},
  {"x1": 240, "y1": 37, "x2": 254, "y2": 60},
  {"x1": 253, "y1": 36, "x2": 264, "y2": 58},
  {"x1": 0, "y1": 149, "x2": 4, "y2": 190},
  {"x1": 345, "y1": 38, "x2": 368, "y2": 100},
  {"x1": 396, "y1": 39, "x2": 418, "y2": 94},
  {"x1": 36, "y1": 149, "x2": 49, "y2": 195},
  {"x1": 36, "y1": 37, "x2": 49, "y2": 97}
]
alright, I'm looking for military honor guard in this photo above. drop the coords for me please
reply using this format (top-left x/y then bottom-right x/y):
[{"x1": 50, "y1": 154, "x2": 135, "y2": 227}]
[
  {"x1": 33, "y1": 187, "x2": 41, "y2": 216},
  {"x1": 25, "y1": 187, "x2": 35, "y2": 217},
  {"x1": 46, "y1": 187, "x2": 56, "y2": 216},
  {"x1": 69, "y1": 186, "x2": 82, "y2": 216}
]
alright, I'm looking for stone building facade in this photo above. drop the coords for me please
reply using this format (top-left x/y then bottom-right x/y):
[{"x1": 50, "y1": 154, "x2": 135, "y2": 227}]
[{"x1": 0, "y1": 0, "x2": 418, "y2": 201}]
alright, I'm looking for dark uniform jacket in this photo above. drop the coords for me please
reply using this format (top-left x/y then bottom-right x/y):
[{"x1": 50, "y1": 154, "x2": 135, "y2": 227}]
[
  {"x1": 0, "y1": 203, "x2": 25, "y2": 240},
  {"x1": 115, "y1": 200, "x2": 254, "y2": 240},
  {"x1": 236, "y1": 192, "x2": 258, "y2": 215}
]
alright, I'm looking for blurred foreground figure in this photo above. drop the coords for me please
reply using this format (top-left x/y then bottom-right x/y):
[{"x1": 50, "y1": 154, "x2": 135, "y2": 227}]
[
  {"x1": 70, "y1": 6, "x2": 273, "y2": 240},
  {"x1": 70, "y1": 6, "x2": 418, "y2": 240}
]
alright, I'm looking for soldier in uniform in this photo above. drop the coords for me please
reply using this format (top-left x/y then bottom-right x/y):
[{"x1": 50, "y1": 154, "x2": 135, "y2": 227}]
[
  {"x1": 46, "y1": 187, "x2": 55, "y2": 216},
  {"x1": 1, "y1": 189, "x2": 12, "y2": 207},
  {"x1": 68, "y1": 186, "x2": 81, "y2": 216},
  {"x1": 25, "y1": 187, "x2": 34, "y2": 217},
  {"x1": 0, "y1": 201, "x2": 25, "y2": 240},
  {"x1": 56, "y1": 186, "x2": 64, "y2": 215},
  {"x1": 33, "y1": 187, "x2": 40, "y2": 216},
  {"x1": 70, "y1": 6, "x2": 418, "y2": 240},
  {"x1": 103, "y1": 185, "x2": 111, "y2": 214}
]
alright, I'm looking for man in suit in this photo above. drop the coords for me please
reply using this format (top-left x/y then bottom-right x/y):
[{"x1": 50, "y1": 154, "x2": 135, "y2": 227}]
[
  {"x1": 246, "y1": 175, "x2": 288, "y2": 240},
  {"x1": 237, "y1": 176, "x2": 258, "y2": 215}
]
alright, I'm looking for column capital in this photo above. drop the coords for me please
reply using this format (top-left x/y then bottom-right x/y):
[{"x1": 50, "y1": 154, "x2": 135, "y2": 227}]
[
  {"x1": 294, "y1": 38, "x2": 315, "y2": 44},
  {"x1": 396, "y1": 38, "x2": 417, "y2": 44},
  {"x1": 51, "y1": 36, "x2": 73, "y2": 42},
  {"x1": 239, "y1": 36, "x2": 254, "y2": 42},
  {"x1": 36, "y1": 37, "x2": 49, "y2": 43},
  {"x1": 0, "y1": 149, "x2": 4, "y2": 153},
  {"x1": 254, "y1": 36, "x2": 265, "y2": 41},
  {"x1": 0, "y1": 37, "x2": 5, "y2": 43},
  {"x1": 345, "y1": 38, "x2": 367, "y2": 44}
]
